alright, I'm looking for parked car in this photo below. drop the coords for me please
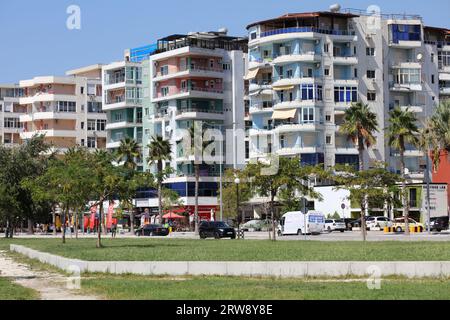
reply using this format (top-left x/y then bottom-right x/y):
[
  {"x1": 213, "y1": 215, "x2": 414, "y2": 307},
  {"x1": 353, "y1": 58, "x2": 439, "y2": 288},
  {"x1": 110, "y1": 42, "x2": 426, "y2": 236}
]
[
  {"x1": 365, "y1": 216, "x2": 393, "y2": 230},
  {"x1": 324, "y1": 219, "x2": 346, "y2": 233},
  {"x1": 342, "y1": 218, "x2": 357, "y2": 231},
  {"x1": 278, "y1": 211, "x2": 325, "y2": 236},
  {"x1": 199, "y1": 221, "x2": 236, "y2": 239},
  {"x1": 241, "y1": 219, "x2": 271, "y2": 232},
  {"x1": 393, "y1": 217, "x2": 424, "y2": 232},
  {"x1": 429, "y1": 216, "x2": 449, "y2": 232},
  {"x1": 135, "y1": 224, "x2": 169, "y2": 237},
  {"x1": 349, "y1": 217, "x2": 372, "y2": 230}
]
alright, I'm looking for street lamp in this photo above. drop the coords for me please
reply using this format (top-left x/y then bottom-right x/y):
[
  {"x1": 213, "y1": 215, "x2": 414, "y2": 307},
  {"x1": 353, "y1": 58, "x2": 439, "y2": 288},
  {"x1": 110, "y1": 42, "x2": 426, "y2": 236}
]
[{"x1": 235, "y1": 177, "x2": 241, "y2": 239}]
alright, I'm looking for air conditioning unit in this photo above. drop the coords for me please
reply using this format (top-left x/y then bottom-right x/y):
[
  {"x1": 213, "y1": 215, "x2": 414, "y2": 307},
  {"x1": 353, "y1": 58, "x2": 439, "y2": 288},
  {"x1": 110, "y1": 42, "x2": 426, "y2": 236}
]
[{"x1": 316, "y1": 63, "x2": 321, "y2": 68}]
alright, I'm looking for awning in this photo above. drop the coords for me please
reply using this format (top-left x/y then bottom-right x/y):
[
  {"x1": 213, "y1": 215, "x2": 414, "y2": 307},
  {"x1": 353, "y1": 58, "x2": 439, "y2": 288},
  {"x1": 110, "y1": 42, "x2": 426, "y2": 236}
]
[
  {"x1": 272, "y1": 109, "x2": 297, "y2": 120},
  {"x1": 244, "y1": 68, "x2": 260, "y2": 80},
  {"x1": 273, "y1": 85, "x2": 295, "y2": 91}
]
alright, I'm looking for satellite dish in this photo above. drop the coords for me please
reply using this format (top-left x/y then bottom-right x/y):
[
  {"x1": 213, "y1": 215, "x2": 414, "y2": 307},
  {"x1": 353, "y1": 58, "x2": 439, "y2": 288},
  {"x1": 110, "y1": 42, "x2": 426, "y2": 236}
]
[
  {"x1": 416, "y1": 53, "x2": 423, "y2": 62},
  {"x1": 330, "y1": 4, "x2": 341, "y2": 12}
]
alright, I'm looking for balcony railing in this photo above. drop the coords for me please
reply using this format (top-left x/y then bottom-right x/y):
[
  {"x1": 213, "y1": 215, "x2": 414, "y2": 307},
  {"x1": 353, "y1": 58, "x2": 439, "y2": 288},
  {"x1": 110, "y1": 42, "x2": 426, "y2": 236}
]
[
  {"x1": 260, "y1": 27, "x2": 356, "y2": 38},
  {"x1": 177, "y1": 107, "x2": 223, "y2": 115}
]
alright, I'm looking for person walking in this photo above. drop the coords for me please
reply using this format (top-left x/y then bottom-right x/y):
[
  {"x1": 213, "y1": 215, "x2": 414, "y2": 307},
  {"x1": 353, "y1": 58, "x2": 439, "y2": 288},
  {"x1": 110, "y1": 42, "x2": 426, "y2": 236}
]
[{"x1": 111, "y1": 223, "x2": 117, "y2": 238}]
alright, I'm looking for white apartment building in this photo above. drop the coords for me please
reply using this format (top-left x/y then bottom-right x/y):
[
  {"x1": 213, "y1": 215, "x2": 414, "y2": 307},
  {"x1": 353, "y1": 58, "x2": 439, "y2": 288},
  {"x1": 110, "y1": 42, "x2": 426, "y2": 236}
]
[
  {"x1": 18, "y1": 64, "x2": 107, "y2": 153},
  {"x1": 102, "y1": 61, "x2": 144, "y2": 157},
  {"x1": 137, "y1": 30, "x2": 248, "y2": 217},
  {"x1": 0, "y1": 84, "x2": 25, "y2": 147},
  {"x1": 246, "y1": 9, "x2": 447, "y2": 183}
]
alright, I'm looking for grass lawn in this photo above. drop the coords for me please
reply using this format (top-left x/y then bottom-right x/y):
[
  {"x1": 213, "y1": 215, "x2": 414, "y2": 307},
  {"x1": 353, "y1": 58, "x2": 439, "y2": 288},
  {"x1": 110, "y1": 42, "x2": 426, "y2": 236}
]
[
  {"x1": 2, "y1": 238, "x2": 450, "y2": 261},
  {"x1": 0, "y1": 277, "x2": 39, "y2": 300},
  {"x1": 81, "y1": 274, "x2": 450, "y2": 300}
]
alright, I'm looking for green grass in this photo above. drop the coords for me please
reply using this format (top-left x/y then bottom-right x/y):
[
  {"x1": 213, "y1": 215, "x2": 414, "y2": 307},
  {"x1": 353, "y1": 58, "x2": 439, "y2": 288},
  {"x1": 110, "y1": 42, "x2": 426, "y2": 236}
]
[
  {"x1": 80, "y1": 274, "x2": 450, "y2": 300},
  {"x1": 2, "y1": 238, "x2": 450, "y2": 261},
  {"x1": 0, "y1": 277, "x2": 39, "y2": 300}
]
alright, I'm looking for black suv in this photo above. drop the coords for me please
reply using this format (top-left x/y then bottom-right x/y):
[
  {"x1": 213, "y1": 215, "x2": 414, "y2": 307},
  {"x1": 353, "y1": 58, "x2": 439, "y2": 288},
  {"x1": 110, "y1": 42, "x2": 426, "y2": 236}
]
[
  {"x1": 135, "y1": 224, "x2": 169, "y2": 237},
  {"x1": 199, "y1": 221, "x2": 236, "y2": 239},
  {"x1": 430, "y1": 216, "x2": 449, "y2": 232}
]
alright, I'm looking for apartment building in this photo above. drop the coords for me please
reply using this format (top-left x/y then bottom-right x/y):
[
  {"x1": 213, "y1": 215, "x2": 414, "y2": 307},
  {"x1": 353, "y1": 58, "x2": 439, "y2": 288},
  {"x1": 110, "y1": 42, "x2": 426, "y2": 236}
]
[
  {"x1": 246, "y1": 9, "x2": 445, "y2": 183},
  {"x1": 137, "y1": 30, "x2": 248, "y2": 218},
  {"x1": 0, "y1": 84, "x2": 25, "y2": 147},
  {"x1": 18, "y1": 65, "x2": 106, "y2": 153}
]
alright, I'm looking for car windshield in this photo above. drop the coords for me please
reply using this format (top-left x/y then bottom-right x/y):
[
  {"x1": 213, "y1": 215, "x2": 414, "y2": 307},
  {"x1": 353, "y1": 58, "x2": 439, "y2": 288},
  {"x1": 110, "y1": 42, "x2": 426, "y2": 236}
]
[
  {"x1": 214, "y1": 222, "x2": 229, "y2": 228},
  {"x1": 336, "y1": 219, "x2": 344, "y2": 223}
]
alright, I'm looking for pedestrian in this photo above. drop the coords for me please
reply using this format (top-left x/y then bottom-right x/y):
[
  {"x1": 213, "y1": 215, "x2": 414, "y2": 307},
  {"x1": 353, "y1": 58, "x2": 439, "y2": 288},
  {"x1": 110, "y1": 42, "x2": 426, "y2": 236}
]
[{"x1": 111, "y1": 223, "x2": 117, "y2": 238}]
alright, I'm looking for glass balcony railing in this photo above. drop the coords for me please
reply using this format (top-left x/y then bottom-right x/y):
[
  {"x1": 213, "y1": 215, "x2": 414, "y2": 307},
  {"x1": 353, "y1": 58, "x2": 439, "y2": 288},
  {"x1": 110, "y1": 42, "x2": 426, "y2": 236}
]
[{"x1": 261, "y1": 27, "x2": 355, "y2": 38}]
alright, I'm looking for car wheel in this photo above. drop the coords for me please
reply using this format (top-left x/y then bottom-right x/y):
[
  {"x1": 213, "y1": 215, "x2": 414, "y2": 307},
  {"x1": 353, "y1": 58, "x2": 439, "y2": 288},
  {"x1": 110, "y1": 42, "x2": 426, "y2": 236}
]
[
  {"x1": 231, "y1": 235, "x2": 236, "y2": 240},
  {"x1": 297, "y1": 229, "x2": 302, "y2": 236},
  {"x1": 396, "y1": 227, "x2": 403, "y2": 233},
  {"x1": 214, "y1": 232, "x2": 221, "y2": 239},
  {"x1": 327, "y1": 227, "x2": 332, "y2": 233},
  {"x1": 340, "y1": 230, "x2": 345, "y2": 233},
  {"x1": 199, "y1": 232, "x2": 206, "y2": 239},
  {"x1": 277, "y1": 230, "x2": 282, "y2": 237}
]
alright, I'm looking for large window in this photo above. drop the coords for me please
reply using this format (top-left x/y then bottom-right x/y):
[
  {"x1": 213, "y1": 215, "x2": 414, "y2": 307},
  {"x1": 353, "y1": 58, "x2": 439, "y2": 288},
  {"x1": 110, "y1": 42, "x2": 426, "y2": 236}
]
[
  {"x1": 334, "y1": 87, "x2": 358, "y2": 103},
  {"x1": 390, "y1": 24, "x2": 421, "y2": 43},
  {"x1": 96, "y1": 119, "x2": 106, "y2": 131},
  {"x1": 88, "y1": 102, "x2": 103, "y2": 113},
  {"x1": 393, "y1": 68, "x2": 421, "y2": 85},
  {"x1": 438, "y1": 51, "x2": 450, "y2": 69},
  {"x1": 87, "y1": 137, "x2": 96, "y2": 149},
  {"x1": 301, "y1": 84, "x2": 323, "y2": 101},
  {"x1": 4, "y1": 117, "x2": 22, "y2": 128},
  {"x1": 57, "y1": 101, "x2": 76, "y2": 112},
  {"x1": 87, "y1": 119, "x2": 96, "y2": 131},
  {"x1": 301, "y1": 107, "x2": 315, "y2": 123}
]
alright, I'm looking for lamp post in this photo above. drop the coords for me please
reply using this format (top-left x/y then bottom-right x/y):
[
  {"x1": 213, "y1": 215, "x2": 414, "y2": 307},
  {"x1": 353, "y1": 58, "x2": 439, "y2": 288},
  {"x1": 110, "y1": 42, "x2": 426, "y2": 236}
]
[{"x1": 235, "y1": 177, "x2": 241, "y2": 239}]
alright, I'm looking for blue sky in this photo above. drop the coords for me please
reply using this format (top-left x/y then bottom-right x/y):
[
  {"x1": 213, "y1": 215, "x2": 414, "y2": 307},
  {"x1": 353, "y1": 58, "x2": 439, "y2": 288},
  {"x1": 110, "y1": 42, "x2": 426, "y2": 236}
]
[{"x1": 0, "y1": 0, "x2": 449, "y2": 83}]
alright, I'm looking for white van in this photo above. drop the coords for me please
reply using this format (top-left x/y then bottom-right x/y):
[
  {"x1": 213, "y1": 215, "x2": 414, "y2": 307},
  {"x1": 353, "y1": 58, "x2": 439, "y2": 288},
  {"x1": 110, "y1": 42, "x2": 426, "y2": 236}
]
[{"x1": 278, "y1": 211, "x2": 325, "y2": 236}]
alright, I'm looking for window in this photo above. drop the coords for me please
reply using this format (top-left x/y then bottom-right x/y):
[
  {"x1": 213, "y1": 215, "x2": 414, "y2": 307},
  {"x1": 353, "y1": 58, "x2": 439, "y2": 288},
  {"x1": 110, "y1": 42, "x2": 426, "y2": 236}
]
[
  {"x1": 81, "y1": 139, "x2": 85, "y2": 146},
  {"x1": 367, "y1": 70, "x2": 376, "y2": 79},
  {"x1": 334, "y1": 87, "x2": 358, "y2": 103},
  {"x1": 87, "y1": 84, "x2": 96, "y2": 95},
  {"x1": 287, "y1": 69, "x2": 293, "y2": 78},
  {"x1": 367, "y1": 91, "x2": 376, "y2": 101},
  {"x1": 114, "y1": 112, "x2": 123, "y2": 122},
  {"x1": 87, "y1": 137, "x2": 96, "y2": 149},
  {"x1": 325, "y1": 114, "x2": 332, "y2": 122},
  {"x1": 57, "y1": 101, "x2": 76, "y2": 112},
  {"x1": 210, "y1": 59, "x2": 215, "y2": 68},
  {"x1": 431, "y1": 53, "x2": 435, "y2": 63},
  {"x1": 432, "y1": 75, "x2": 435, "y2": 84},
  {"x1": 222, "y1": 63, "x2": 231, "y2": 71},
  {"x1": 81, "y1": 122, "x2": 85, "y2": 130},
  {"x1": 4, "y1": 117, "x2": 22, "y2": 128},
  {"x1": 302, "y1": 107, "x2": 314, "y2": 123},
  {"x1": 88, "y1": 102, "x2": 103, "y2": 113},
  {"x1": 394, "y1": 68, "x2": 421, "y2": 85},
  {"x1": 87, "y1": 119, "x2": 96, "y2": 131},
  {"x1": 160, "y1": 65, "x2": 169, "y2": 76},
  {"x1": 97, "y1": 119, "x2": 106, "y2": 131},
  {"x1": 366, "y1": 47, "x2": 375, "y2": 56},
  {"x1": 280, "y1": 135, "x2": 286, "y2": 148},
  {"x1": 324, "y1": 43, "x2": 329, "y2": 53},
  {"x1": 250, "y1": 32, "x2": 257, "y2": 40},
  {"x1": 324, "y1": 68, "x2": 330, "y2": 76},
  {"x1": 326, "y1": 135, "x2": 332, "y2": 145},
  {"x1": 301, "y1": 84, "x2": 322, "y2": 101},
  {"x1": 80, "y1": 87, "x2": 84, "y2": 94},
  {"x1": 161, "y1": 87, "x2": 169, "y2": 96}
]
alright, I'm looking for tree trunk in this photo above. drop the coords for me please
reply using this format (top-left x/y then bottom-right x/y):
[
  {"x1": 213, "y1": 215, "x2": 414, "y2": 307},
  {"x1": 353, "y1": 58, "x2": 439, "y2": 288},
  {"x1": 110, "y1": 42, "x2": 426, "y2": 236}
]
[
  {"x1": 97, "y1": 201, "x2": 103, "y2": 248},
  {"x1": 360, "y1": 201, "x2": 367, "y2": 242},
  {"x1": 400, "y1": 150, "x2": 410, "y2": 235},
  {"x1": 5, "y1": 218, "x2": 10, "y2": 238},
  {"x1": 62, "y1": 207, "x2": 66, "y2": 244},
  {"x1": 27, "y1": 219, "x2": 34, "y2": 235},
  {"x1": 157, "y1": 159, "x2": 163, "y2": 232},
  {"x1": 74, "y1": 210, "x2": 78, "y2": 240},
  {"x1": 52, "y1": 207, "x2": 56, "y2": 236},
  {"x1": 129, "y1": 202, "x2": 135, "y2": 235},
  {"x1": 194, "y1": 163, "x2": 200, "y2": 235},
  {"x1": 271, "y1": 192, "x2": 276, "y2": 241}
]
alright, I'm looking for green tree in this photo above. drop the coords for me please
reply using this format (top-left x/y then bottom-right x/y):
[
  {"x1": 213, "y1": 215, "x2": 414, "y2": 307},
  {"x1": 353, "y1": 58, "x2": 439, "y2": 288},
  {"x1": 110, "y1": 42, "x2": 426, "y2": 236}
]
[
  {"x1": 339, "y1": 102, "x2": 379, "y2": 172},
  {"x1": 147, "y1": 136, "x2": 172, "y2": 221},
  {"x1": 386, "y1": 107, "x2": 419, "y2": 235},
  {"x1": 116, "y1": 137, "x2": 141, "y2": 170},
  {"x1": 428, "y1": 101, "x2": 450, "y2": 169},
  {"x1": 333, "y1": 164, "x2": 401, "y2": 241},
  {"x1": 219, "y1": 169, "x2": 252, "y2": 222}
]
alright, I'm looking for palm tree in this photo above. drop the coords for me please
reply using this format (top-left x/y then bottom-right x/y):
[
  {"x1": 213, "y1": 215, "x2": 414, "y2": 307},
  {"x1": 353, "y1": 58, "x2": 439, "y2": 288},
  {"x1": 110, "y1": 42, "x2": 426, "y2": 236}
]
[
  {"x1": 386, "y1": 107, "x2": 419, "y2": 236},
  {"x1": 188, "y1": 123, "x2": 214, "y2": 235},
  {"x1": 117, "y1": 138, "x2": 141, "y2": 170},
  {"x1": 429, "y1": 101, "x2": 450, "y2": 169},
  {"x1": 339, "y1": 102, "x2": 379, "y2": 241},
  {"x1": 339, "y1": 102, "x2": 379, "y2": 172},
  {"x1": 147, "y1": 136, "x2": 172, "y2": 220},
  {"x1": 116, "y1": 138, "x2": 141, "y2": 234}
]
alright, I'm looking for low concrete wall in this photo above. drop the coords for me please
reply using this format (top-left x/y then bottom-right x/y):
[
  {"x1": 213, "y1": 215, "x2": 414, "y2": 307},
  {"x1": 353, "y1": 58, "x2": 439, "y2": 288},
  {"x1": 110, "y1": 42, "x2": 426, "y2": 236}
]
[{"x1": 10, "y1": 244, "x2": 450, "y2": 278}]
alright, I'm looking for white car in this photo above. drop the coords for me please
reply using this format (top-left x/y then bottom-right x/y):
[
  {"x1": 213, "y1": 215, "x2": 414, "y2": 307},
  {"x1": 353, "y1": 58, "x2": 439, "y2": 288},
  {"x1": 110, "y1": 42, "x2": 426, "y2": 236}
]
[
  {"x1": 324, "y1": 219, "x2": 346, "y2": 233},
  {"x1": 365, "y1": 216, "x2": 393, "y2": 230}
]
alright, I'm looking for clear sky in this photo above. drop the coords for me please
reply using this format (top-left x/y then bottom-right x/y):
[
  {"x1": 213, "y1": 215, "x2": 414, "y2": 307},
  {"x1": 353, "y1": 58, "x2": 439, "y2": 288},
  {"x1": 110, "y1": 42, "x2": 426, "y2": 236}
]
[{"x1": 0, "y1": 0, "x2": 449, "y2": 83}]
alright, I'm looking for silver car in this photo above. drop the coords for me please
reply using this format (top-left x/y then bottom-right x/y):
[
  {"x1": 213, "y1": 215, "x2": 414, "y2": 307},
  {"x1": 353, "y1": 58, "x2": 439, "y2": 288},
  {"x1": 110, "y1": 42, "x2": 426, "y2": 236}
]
[{"x1": 324, "y1": 219, "x2": 346, "y2": 233}]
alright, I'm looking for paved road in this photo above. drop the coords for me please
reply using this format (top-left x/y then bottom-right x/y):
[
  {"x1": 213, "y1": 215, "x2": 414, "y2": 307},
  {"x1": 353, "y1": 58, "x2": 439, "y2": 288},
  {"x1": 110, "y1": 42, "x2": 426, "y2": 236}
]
[{"x1": 3, "y1": 230, "x2": 450, "y2": 241}]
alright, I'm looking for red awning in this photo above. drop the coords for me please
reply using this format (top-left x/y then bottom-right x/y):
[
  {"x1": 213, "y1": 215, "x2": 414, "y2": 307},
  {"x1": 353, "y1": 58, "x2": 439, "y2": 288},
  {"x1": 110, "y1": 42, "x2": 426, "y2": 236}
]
[{"x1": 162, "y1": 213, "x2": 185, "y2": 219}]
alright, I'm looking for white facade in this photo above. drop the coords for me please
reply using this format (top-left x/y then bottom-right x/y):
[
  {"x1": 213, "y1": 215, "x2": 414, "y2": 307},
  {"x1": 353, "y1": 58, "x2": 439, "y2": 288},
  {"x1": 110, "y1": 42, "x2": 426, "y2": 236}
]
[
  {"x1": 17, "y1": 65, "x2": 107, "y2": 152},
  {"x1": 0, "y1": 84, "x2": 25, "y2": 147}
]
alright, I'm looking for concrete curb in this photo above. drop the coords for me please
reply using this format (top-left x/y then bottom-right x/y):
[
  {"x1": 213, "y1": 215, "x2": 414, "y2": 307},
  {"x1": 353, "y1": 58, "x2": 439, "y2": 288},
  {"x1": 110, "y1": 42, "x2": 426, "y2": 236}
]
[{"x1": 10, "y1": 244, "x2": 450, "y2": 278}]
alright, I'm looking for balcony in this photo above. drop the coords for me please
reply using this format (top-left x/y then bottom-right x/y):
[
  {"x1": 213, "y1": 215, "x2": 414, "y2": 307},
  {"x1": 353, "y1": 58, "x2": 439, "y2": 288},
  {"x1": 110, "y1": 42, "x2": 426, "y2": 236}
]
[
  {"x1": 20, "y1": 110, "x2": 77, "y2": 122},
  {"x1": 249, "y1": 103, "x2": 273, "y2": 114},
  {"x1": 105, "y1": 121, "x2": 139, "y2": 130},
  {"x1": 249, "y1": 128, "x2": 273, "y2": 136},
  {"x1": 272, "y1": 52, "x2": 321, "y2": 65},
  {"x1": 275, "y1": 145, "x2": 323, "y2": 156},
  {"x1": 103, "y1": 97, "x2": 143, "y2": 111},
  {"x1": 440, "y1": 86, "x2": 450, "y2": 95},
  {"x1": 153, "y1": 87, "x2": 224, "y2": 102},
  {"x1": 255, "y1": 27, "x2": 356, "y2": 45},
  {"x1": 273, "y1": 99, "x2": 323, "y2": 109},
  {"x1": 175, "y1": 107, "x2": 225, "y2": 121},
  {"x1": 274, "y1": 121, "x2": 324, "y2": 133},
  {"x1": 389, "y1": 103, "x2": 424, "y2": 113},
  {"x1": 389, "y1": 81, "x2": 422, "y2": 92},
  {"x1": 154, "y1": 66, "x2": 224, "y2": 82},
  {"x1": 332, "y1": 55, "x2": 358, "y2": 65},
  {"x1": 272, "y1": 76, "x2": 321, "y2": 88},
  {"x1": 335, "y1": 146, "x2": 359, "y2": 155},
  {"x1": 21, "y1": 129, "x2": 77, "y2": 139},
  {"x1": 334, "y1": 78, "x2": 358, "y2": 86},
  {"x1": 249, "y1": 80, "x2": 273, "y2": 92}
]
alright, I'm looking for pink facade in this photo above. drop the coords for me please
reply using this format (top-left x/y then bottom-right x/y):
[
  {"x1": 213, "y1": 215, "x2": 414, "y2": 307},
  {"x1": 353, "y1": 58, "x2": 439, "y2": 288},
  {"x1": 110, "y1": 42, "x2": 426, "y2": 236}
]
[
  {"x1": 155, "y1": 77, "x2": 223, "y2": 98},
  {"x1": 24, "y1": 83, "x2": 76, "y2": 97}
]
